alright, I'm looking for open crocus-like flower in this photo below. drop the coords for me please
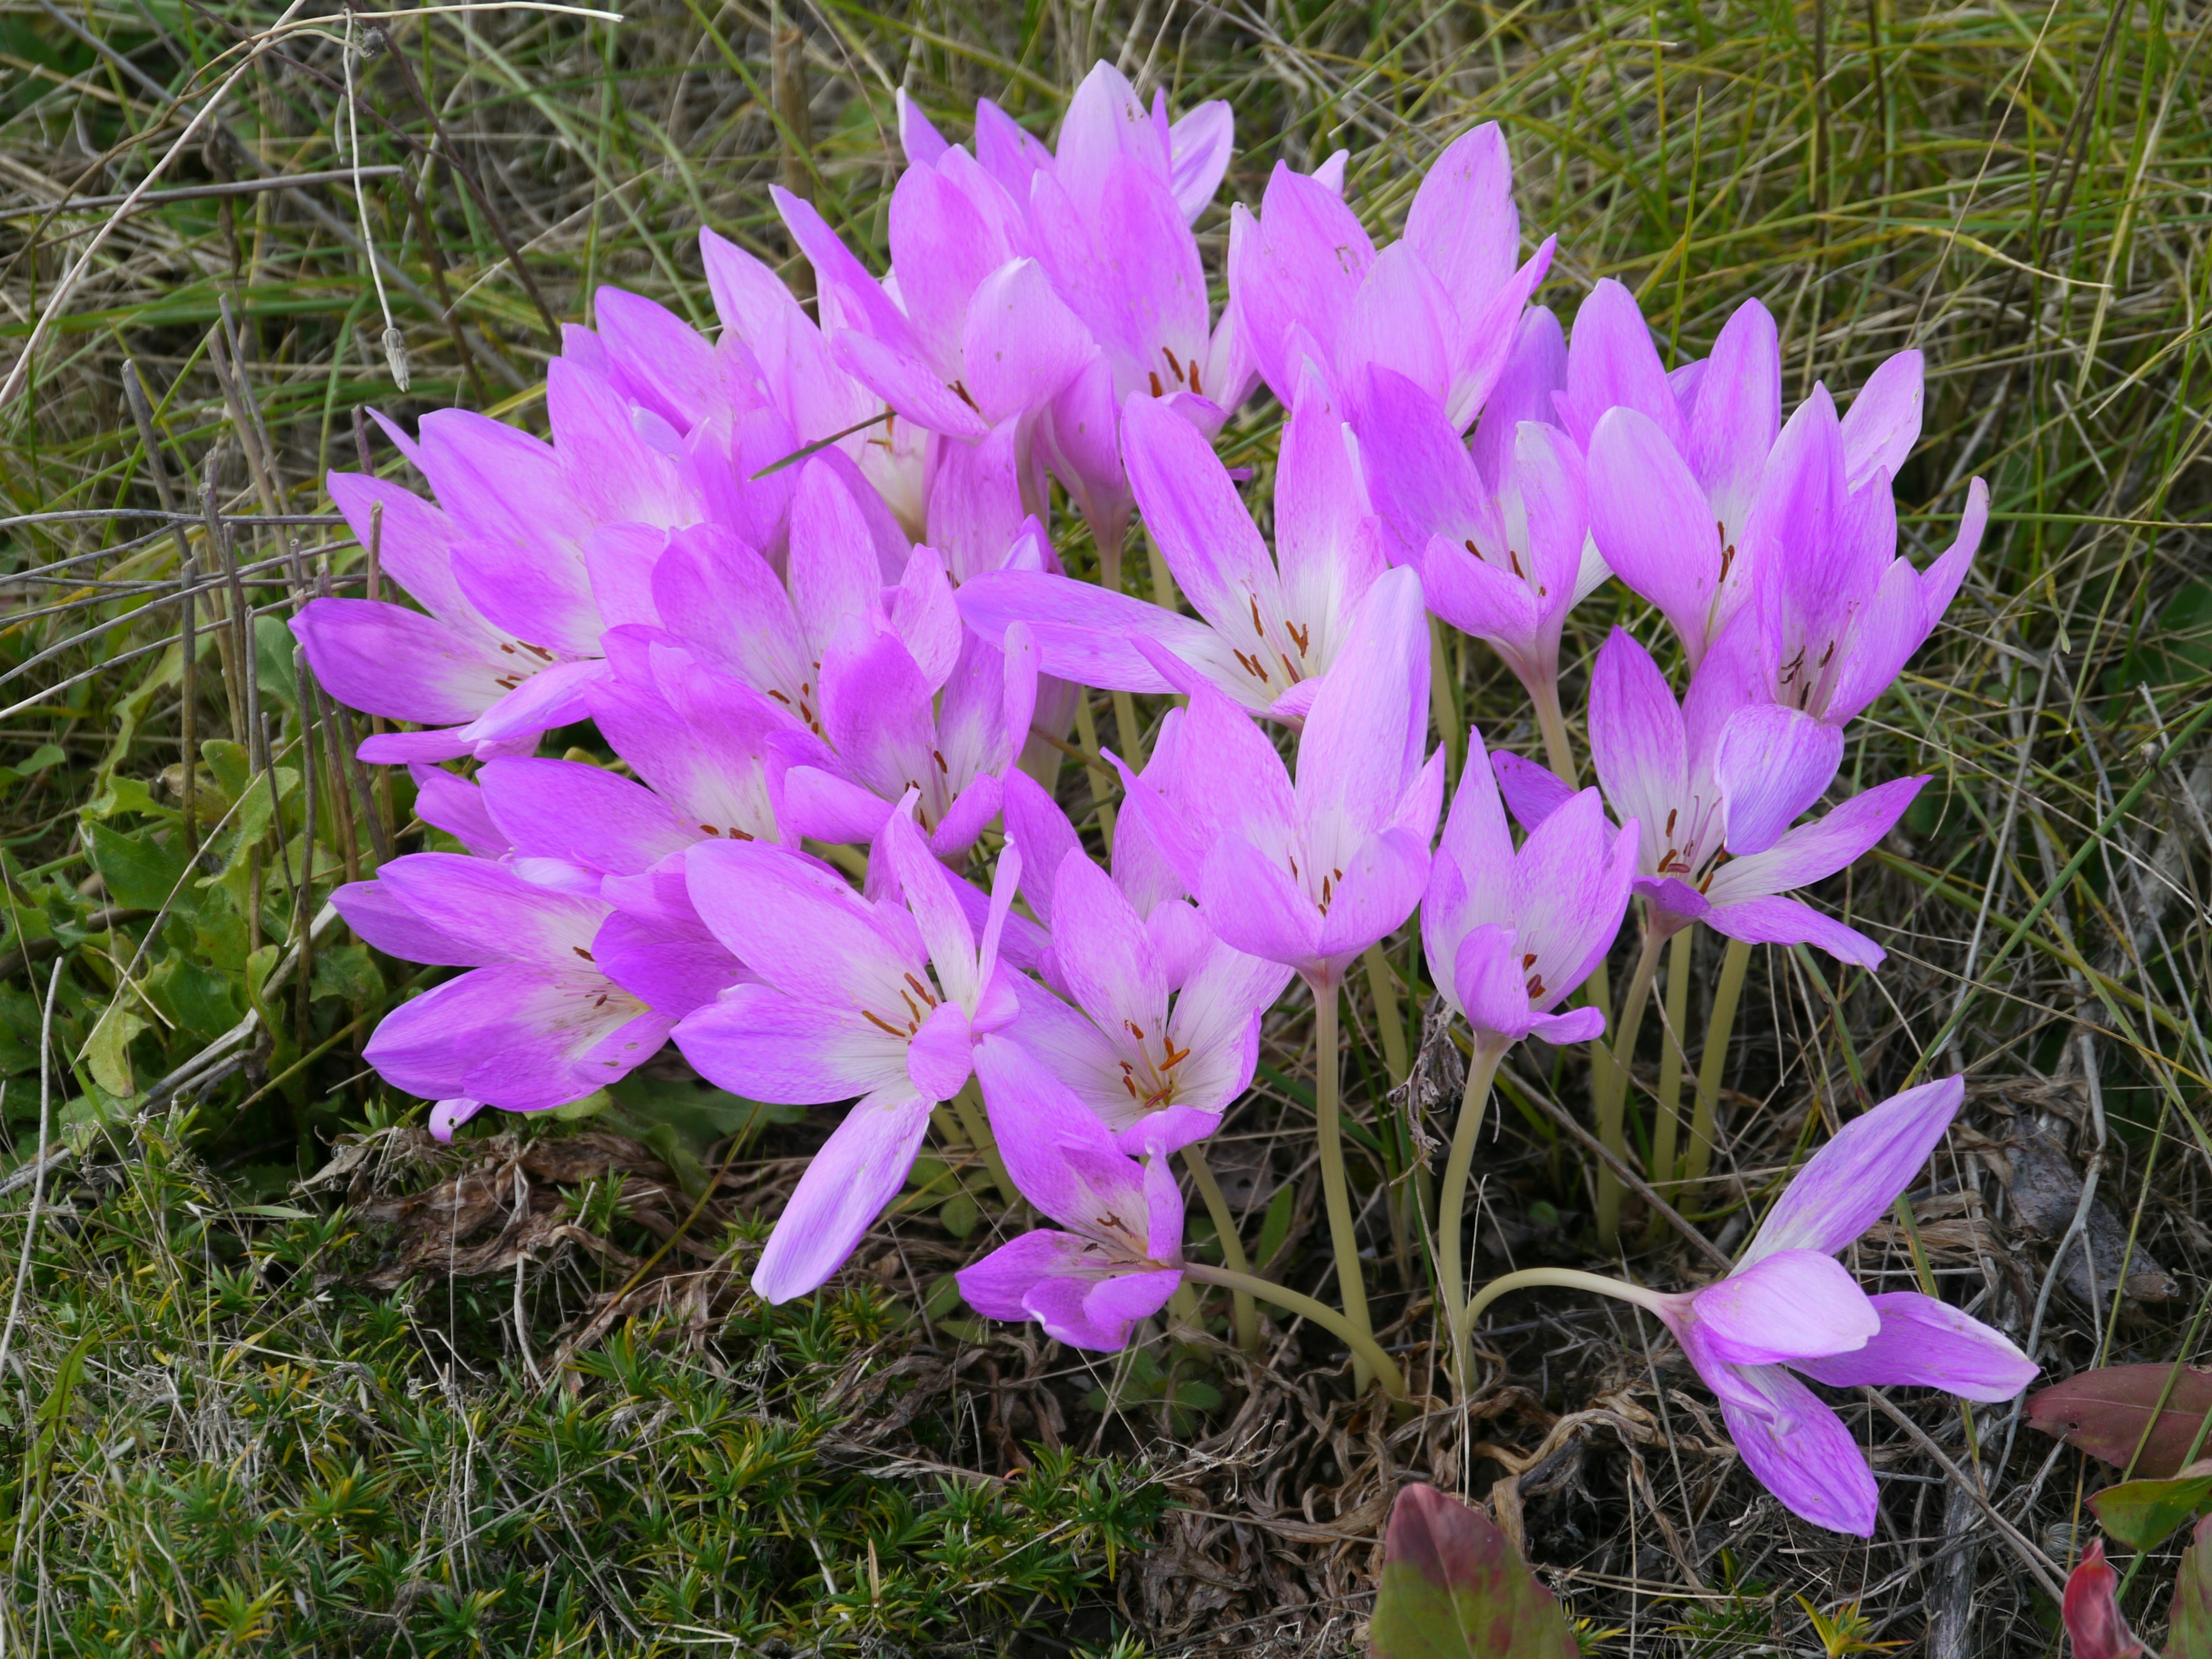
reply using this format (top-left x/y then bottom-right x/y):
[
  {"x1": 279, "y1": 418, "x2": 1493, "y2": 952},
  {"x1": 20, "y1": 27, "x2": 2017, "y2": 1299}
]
[
  {"x1": 1352, "y1": 363, "x2": 1599, "y2": 741},
  {"x1": 1127, "y1": 566, "x2": 1441, "y2": 990},
  {"x1": 998, "y1": 847, "x2": 1292, "y2": 1156},
  {"x1": 1740, "y1": 382, "x2": 1988, "y2": 735},
  {"x1": 674, "y1": 804, "x2": 1021, "y2": 1301},
  {"x1": 1464, "y1": 1077, "x2": 2036, "y2": 1535},
  {"x1": 338, "y1": 854, "x2": 680, "y2": 1123},
  {"x1": 957, "y1": 1034, "x2": 1185, "y2": 1350},
  {"x1": 775, "y1": 142, "x2": 1094, "y2": 447},
  {"x1": 1422, "y1": 724, "x2": 1637, "y2": 1055},
  {"x1": 1230, "y1": 123, "x2": 1555, "y2": 434},
  {"x1": 1570, "y1": 285, "x2": 1781, "y2": 668},
  {"x1": 959, "y1": 381, "x2": 1384, "y2": 721},
  {"x1": 1498, "y1": 627, "x2": 1926, "y2": 966}
]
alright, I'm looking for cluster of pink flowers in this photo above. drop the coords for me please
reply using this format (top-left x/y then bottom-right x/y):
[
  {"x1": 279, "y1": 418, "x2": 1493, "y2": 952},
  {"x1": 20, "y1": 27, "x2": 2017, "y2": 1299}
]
[{"x1": 300, "y1": 64, "x2": 2029, "y2": 1538}]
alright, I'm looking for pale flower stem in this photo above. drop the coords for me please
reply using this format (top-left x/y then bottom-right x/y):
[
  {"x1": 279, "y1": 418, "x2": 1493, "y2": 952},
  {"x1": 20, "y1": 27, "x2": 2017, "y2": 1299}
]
[
  {"x1": 1436, "y1": 1038, "x2": 1505, "y2": 1395},
  {"x1": 1141, "y1": 524, "x2": 1181, "y2": 619},
  {"x1": 1094, "y1": 519, "x2": 1149, "y2": 774},
  {"x1": 1182, "y1": 1262, "x2": 1406, "y2": 1400},
  {"x1": 1109, "y1": 690, "x2": 1148, "y2": 775},
  {"x1": 1685, "y1": 935, "x2": 1753, "y2": 1187},
  {"x1": 1462, "y1": 1264, "x2": 1675, "y2": 1332},
  {"x1": 1071, "y1": 694, "x2": 1117, "y2": 846},
  {"x1": 1596, "y1": 928, "x2": 1665, "y2": 1249},
  {"x1": 950, "y1": 1080, "x2": 1019, "y2": 1212},
  {"x1": 1184, "y1": 1143, "x2": 1259, "y2": 1353},
  {"x1": 1647, "y1": 927, "x2": 1696, "y2": 1202},
  {"x1": 1310, "y1": 979, "x2": 1375, "y2": 1392},
  {"x1": 1534, "y1": 673, "x2": 1577, "y2": 786},
  {"x1": 1429, "y1": 618, "x2": 1463, "y2": 789},
  {"x1": 1363, "y1": 942, "x2": 1410, "y2": 1086}
]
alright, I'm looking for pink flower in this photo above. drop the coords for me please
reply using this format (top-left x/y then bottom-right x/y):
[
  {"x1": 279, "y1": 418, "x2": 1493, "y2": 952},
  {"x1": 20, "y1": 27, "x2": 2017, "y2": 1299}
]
[
  {"x1": 959, "y1": 380, "x2": 1385, "y2": 721},
  {"x1": 1642, "y1": 1078, "x2": 2035, "y2": 1534},
  {"x1": 1230, "y1": 124, "x2": 1555, "y2": 434},
  {"x1": 956, "y1": 1035, "x2": 1185, "y2": 1351},
  {"x1": 673, "y1": 805, "x2": 1022, "y2": 1301},
  {"x1": 1498, "y1": 627, "x2": 1926, "y2": 967},
  {"x1": 1123, "y1": 567, "x2": 1442, "y2": 989},
  {"x1": 1423, "y1": 725, "x2": 1637, "y2": 1051}
]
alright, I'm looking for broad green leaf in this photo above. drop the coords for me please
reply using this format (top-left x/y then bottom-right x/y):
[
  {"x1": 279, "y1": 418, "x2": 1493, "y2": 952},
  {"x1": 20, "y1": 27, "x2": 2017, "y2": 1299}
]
[
  {"x1": 86, "y1": 821, "x2": 190, "y2": 911},
  {"x1": 2170, "y1": 1515, "x2": 2212, "y2": 1659},
  {"x1": 84, "y1": 1007, "x2": 147, "y2": 1097},
  {"x1": 1370, "y1": 1483, "x2": 1578, "y2": 1659},
  {"x1": 2088, "y1": 1472, "x2": 2212, "y2": 1551},
  {"x1": 2029, "y1": 1365, "x2": 2212, "y2": 1476},
  {"x1": 252, "y1": 616, "x2": 299, "y2": 709},
  {"x1": 0, "y1": 744, "x2": 66, "y2": 783},
  {"x1": 147, "y1": 957, "x2": 245, "y2": 1043},
  {"x1": 203, "y1": 740, "x2": 253, "y2": 804},
  {"x1": 310, "y1": 941, "x2": 382, "y2": 1005}
]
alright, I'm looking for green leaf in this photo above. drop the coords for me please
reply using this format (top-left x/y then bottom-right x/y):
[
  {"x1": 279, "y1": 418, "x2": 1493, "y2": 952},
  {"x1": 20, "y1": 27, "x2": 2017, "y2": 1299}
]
[
  {"x1": 253, "y1": 616, "x2": 299, "y2": 709},
  {"x1": 2088, "y1": 1471, "x2": 2212, "y2": 1552},
  {"x1": 202, "y1": 740, "x2": 253, "y2": 804},
  {"x1": 938, "y1": 1194, "x2": 979, "y2": 1238},
  {"x1": 310, "y1": 941, "x2": 382, "y2": 1005},
  {"x1": 1369, "y1": 1483, "x2": 1579, "y2": 1659},
  {"x1": 0, "y1": 744, "x2": 66, "y2": 783},
  {"x1": 86, "y1": 821, "x2": 190, "y2": 911},
  {"x1": 147, "y1": 957, "x2": 245, "y2": 1043},
  {"x1": 2170, "y1": 1516, "x2": 2212, "y2": 1659},
  {"x1": 604, "y1": 1072, "x2": 801, "y2": 1159},
  {"x1": 83, "y1": 1007, "x2": 147, "y2": 1098},
  {"x1": 1255, "y1": 1179, "x2": 1297, "y2": 1270},
  {"x1": 85, "y1": 772, "x2": 169, "y2": 821}
]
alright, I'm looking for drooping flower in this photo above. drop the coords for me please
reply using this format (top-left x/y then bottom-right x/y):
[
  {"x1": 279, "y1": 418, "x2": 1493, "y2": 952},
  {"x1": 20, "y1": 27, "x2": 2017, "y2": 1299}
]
[
  {"x1": 1230, "y1": 124, "x2": 1556, "y2": 434},
  {"x1": 338, "y1": 854, "x2": 679, "y2": 1123},
  {"x1": 959, "y1": 381, "x2": 1384, "y2": 721},
  {"x1": 1124, "y1": 566, "x2": 1441, "y2": 988},
  {"x1": 673, "y1": 804, "x2": 1020, "y2": 1301},
  {"x1": 1495, "y1": 627, "x2": 1925, "y2": 967},
  {"x1": 957, "y1": 1033, "x2": 1184, "y2": 1350},
  {"x1": 1422, "y1": 724, "x2": 1637, "y2": 1054},
  {"x1": 1646, "y1": 1077, "x2": 2035, "y2": 1533}
]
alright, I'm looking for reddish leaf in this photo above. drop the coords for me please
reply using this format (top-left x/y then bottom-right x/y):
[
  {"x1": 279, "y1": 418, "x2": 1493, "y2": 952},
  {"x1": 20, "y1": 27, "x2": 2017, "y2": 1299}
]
[
  {"x1": 2169, "y1": 1515, "x2": 2212, "y2": 1659},
  {"x1": 2027, "y1": 1365, "x2": 2212, "y2": 1476},
  {"x1": 2061, "y1": 1540, "x2": 2145, "y2": 1659},
  {"x1": 1370, "y1": 1484, "x2": 1579, "y2": 1659}
]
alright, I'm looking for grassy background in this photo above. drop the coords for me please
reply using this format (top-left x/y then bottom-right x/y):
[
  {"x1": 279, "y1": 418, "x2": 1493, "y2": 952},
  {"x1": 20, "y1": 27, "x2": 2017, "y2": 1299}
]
[{"x1": 1, "y1": 0, "x2": 2210, "y2": 1653}]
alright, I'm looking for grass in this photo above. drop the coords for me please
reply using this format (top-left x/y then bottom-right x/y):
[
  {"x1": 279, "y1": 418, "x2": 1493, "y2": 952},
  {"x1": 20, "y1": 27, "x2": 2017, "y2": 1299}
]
[{"x1": 1, "y1": 0, "x2": 2210, "y2": 1653}]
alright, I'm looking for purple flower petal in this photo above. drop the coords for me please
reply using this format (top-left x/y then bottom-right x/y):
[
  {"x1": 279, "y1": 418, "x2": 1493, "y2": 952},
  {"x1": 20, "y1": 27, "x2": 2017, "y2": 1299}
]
[
  {"x1": 1793, "y1": 1290, "x2": 2037, "y2": 1401},
  {"x1": 1739, "y1": 1077, "x2": 1965, "y2": 1267},
  {"x1": 1691, "y1": 1248, "x2": 1879, "y2": 1366},
  {"x1": 751, "y1": 1084, "x2": 932, "y2": 1302}
]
